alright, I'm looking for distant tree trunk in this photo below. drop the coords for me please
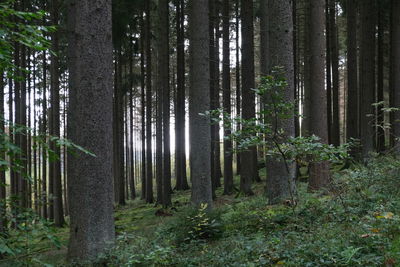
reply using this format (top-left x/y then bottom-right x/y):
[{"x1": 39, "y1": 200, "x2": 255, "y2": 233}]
[
  {"x1": 222, "y1": 0, "x2": 233, "y2": 195},
  {"x1": 129, "y1": 36, "x2": 136, "y2": 200},
  {"x1": 239, "y1": 0, "x2": 255, "y2": 195},
  {"x1": 359, "y1": 0, "x2": 376, "y2": 157},
  {"x1": 67, "y1": 0, "x2": 115, "y2": 260},
  {"x1": 41, "y1": 49, "x2": 48, "y2": 219},
  {"x1": 329, "y1": 0, "x2": 340, "y2": 146},
  {"x1": 264, "y1": 0, "x2": 296, "y2": 204},
  {"x1": 346, "y1": 0, "x2": 359, "y2": 143},
  {"x1": 145, "y1": 0, "x2": 154, "y2": 203},
  {"x1": 189, "y1": 0, "x2": 213, "y2": 207},
  {"x1": 0, "y1": 73, "x2": 5, "y2": 233},
  {"x1": 391, "y1": 0, "x2": 400, "y2": 150},
  {"x1": 140, "y1": 12, "x2": 146, "y2": 199},
  {"x1": 158, "y1": 0, "x2": 172, "y2": 207},
  {"x1": 175, "y1": 0, "x2": 189, "y2": 191},
  {"x1": 308, "y1": 0, "x2": 331, "y2": 190},
  {"x1": 50, "y1": 0, "x2": 64, "y2": 226},
  {"x1": 376, "y1": 3, "x2": 385, "y2": 152},
  {"x1": 302, "y1": 0, "x2": 311, "y2": 137},
  {"x1": 235, "y1": 0, "x2": 241, "y2": 175}
]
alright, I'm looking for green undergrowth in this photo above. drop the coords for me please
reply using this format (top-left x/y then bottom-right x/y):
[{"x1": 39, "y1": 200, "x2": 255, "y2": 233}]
[{"x1": 4, "y1": 156, "x2": 400, "y2": 266}]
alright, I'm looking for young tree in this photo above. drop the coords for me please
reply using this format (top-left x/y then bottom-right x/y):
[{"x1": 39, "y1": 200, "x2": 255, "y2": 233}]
[
  {"x1": 67, "y1": 0, "x2": 115, "y2": 260},
  {"x1": 263, "y1": 0, "x2": 296, "y2": 204},
  {"x1": 308, "y1": 0, "x2": 330, "y2": 190},
  {"x1": 189, "y1": 0, "x2": 213, "y2": 207}
]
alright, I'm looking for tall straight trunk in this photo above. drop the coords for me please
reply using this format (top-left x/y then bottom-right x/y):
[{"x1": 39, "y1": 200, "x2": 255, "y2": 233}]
[
  {"x1": 145, "y1": 0, "x2": 154, "y2": 203},
  {"x1": 41, "y1": 49, "x2": 48, "y2": 219},
  {"x1": 329, "y1": 0, "x2": 340, "y2": 146},
  {"x1": 158, "y1": 0, "x2": 172, "y2": 207},
  {"x1": 209, "y1": 0, "x2": 217, "y2": 198},
  {"x1": 359, "y1": 0, "x2": 376, "y2": 157},
  {"x1": 239, "y1": 0, "x2": 255, "y2": 195},
  {"x1": 14, "y1": 38, "x2": 22, "y2": 209},
  {"x1": 308, "y1": 0, "x2": 331, "y2": 190},
  {"x1": 67, "y1": 0, "x2": 115, "y2": 260},
  {"x1": 391, "y1": 0, "x2": 400, "y2": 149},
  {"x1": 50, "y1": 0, "x2": 64, "y2": 226},
  {"x1": 140, "y1": 13, "x2": 146, "y2": 199},
  {"x1": 346, "y1": 0, "x2": 359, "y2": 142},
  {"x1": 129, "y1": 36, "x2": 136, "y2": 200},
  {"x1": 264, "y1": 0, "x2": 296, "y2": 203},
  {"x1": 326, "y1": 1, "x2": 332, "y2": 144},
  {"x1": 0, "y1": 73, "x2": 6, "y2": 233},
  {"x1": 376, "y1": 3, "x2": 385, "y2": 152},
  {"x1": 222, "y1": 0, "x2": 233, "y2": 195},
  {"x1": 155, "y1": 42, "x2": 163, "y2": 204},
  {"x1": 33, "y1": 54, "x2": 38, "y2": 213},
  {"x1": 235, "y1": 0, "x2": 241, "y2": 175},
  {"x1": 214, "y1": 2, "x2": 222, "y2": 187},
  {"x1": 175, "y1": 0, "x2": 189, "y2": 191},
  {"x1": 189, "y1": 0, "x2": 213, "y2": 207}
]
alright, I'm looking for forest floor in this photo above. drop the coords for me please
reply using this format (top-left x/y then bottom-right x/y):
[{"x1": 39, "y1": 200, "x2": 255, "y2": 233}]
[{"x1": 3, "y1": 156, "x2": 400, "y2": 266}]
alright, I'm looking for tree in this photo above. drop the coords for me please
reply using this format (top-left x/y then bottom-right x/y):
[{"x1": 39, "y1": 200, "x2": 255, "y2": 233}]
[
  {"x1": 308, "y1": 0, "x2": 330, "y2": 190},
  {"x1": 67, "y1": 0, "x2": 115, "y2": 260},
  {"x1": 359, "y1": 0, "x2": 376, "y2": 158},
  {"x1": 346, "y1": 0, "x2": 358, "y2": 144},
  {"x1": 263, "y1": 0, "x2": 296, "y2": 204},
  {"x1": 50, "y1": 0, "x2": 64, "y2": 227},
  {"x1": 189, "y1": 0, "x2": 213, "y2": 207},
  {"x1": 239, "y1": 0, "x2": 256, "y2": 195},
  {"x1": 175, "y1": 0, "x2": 189, "y2": 191},
  {"x1": 0, "y1": 73, "x2": 5, "y2": 233},
  {"x1": 391, "y1": 0, "x2": 400, "y2": 149},
  {"x1": 222, "y1": 0, "x2": 234, "y2": 195}
]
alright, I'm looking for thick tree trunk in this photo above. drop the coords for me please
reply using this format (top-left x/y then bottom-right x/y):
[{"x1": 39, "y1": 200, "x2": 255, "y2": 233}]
[
  {"x1": 264, "y1": 0, "x2": 296, "y2": 204},
  {"x1": 158, "y1": 0, "x2": 172, "y2": 207},
  {"x1": 67, "y1": 0, "x2": 115, "y2": 260},
  {"x1": 189, "y1": 0, "x2": 213, "y2": 207},
  {"x1": 239, "y1": 0, "x2": 256, "y2": 195},
  {"x1": 359, "y1": 0, "x2": 377, "y2": 157},
  {"x1": 308, "y1": 0, "x2": 331, "y2": 190},
  {"x1": 235, "y1": 0, "x2": 241, "y2": 175}
]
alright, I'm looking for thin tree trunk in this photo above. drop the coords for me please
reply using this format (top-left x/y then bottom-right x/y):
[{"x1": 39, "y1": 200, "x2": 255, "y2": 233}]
[{"x1": 391, "y1": 0, "x2": 400, "y2": 150}]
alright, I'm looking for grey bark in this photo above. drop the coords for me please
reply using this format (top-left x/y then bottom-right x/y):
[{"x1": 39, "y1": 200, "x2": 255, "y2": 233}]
[
  {"x1": 189, "y1": 0, "x2": 213, "y2": 207},
  {"x1": 308, "y1": 0, "x2": 331, "y2": 190},
  {"x1": 264, "y1": 0, "x2": 296, "y2": 204},
  {"x1": 67, "y1": 0, "x2": 115, "y2": 260}
]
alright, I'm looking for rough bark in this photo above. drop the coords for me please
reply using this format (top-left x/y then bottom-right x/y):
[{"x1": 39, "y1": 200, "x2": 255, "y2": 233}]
[
  {"x1": 189, "y1": 0, "x2": 213, "y2": 207},
  {"x1": 67, "y1": 0, "x2": 115, "y2": 260},
  {"x1": 359, "y1": 0, "x2": 376, "y2": 157},
  {"x1": 391, "y1": 0, "x2": 400, "y2": 150},
  {"x1": 308, "y1": 0, "x2": 331, "y2": 190},
  {"x1": 222, "y1": 0, "x2": 233, "y2": 195},
  {"x1": 264, "y1": 0, "x2": 296, "y2": 204},
  {"x1": 239, "y1": 0, "x2": 255, "y2": 195}
]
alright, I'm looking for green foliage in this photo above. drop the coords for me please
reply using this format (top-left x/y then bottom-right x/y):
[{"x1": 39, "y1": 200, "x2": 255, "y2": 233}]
[
  {"x1": 93, "y1": 155, "x2": 400, "y2": 266},
  {"x1": 0, "y1": 0, "x2": 53, "y2": 73}
]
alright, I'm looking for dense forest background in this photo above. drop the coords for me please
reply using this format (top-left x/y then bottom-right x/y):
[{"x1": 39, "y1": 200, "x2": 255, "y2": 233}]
[{"x1": 1, "y1": 0, "x2": 400, "y2": 266}]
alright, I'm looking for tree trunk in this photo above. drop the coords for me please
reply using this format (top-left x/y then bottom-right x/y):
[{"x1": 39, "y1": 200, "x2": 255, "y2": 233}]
[
  {"x1": 359, "y1": 0, "x2": 376, "y2": 157},
  {"x1": 346, "y1": 0, "x2": 359, "y2": 143},
  {"x1": 140, "y1": 12, "x2": 146, "y2": 199},
  {"x1": 235, "y1": 0, "x2": 241, "y2": 175},
  {"x1": 264, "y1": 0, "x2": 296, "y2": 204},
  {"x1": 308, "y1": 0, "x2": 331, "y2": 190},
  {"x1": 391, "y1": 0, "x2": 400, "y2": 150},
  {"x1": 50, "y1": 0, "x2": 64, "y2": 226},
  {"x1": 239, "y1": 0, "x2": 255, "y2": 195},
  {"x1": 67, "y1": 0, "x2": 115, "y2": 260},
  {"x1": 222, "y1": 0, "x2": 233, "y2": 195},
  {"x1": 145, "y1": 0, "x2": 154, "y2": 203},
  {"x1": 189, "y1": 0, "x2": 213, "y2": 207},
  {"x1": 0, "y1": 73, "x2": 6, "y2": 233}
]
